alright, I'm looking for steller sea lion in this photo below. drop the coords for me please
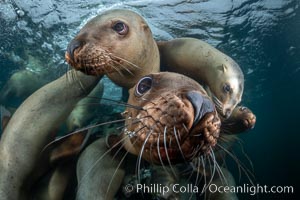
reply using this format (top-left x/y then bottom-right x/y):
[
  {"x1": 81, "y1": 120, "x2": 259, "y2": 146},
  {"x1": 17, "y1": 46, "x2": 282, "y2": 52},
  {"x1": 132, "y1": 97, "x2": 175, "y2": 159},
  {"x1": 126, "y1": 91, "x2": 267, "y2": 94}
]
[
  {"x1": 65, "y1": 9, "x2": 160, "y2": 89},
  {"x1": 121, "y1": 72, "x2": 221, "y2": 165},
  {"x1": 157, "y1": 38, "x2": 244, "y2": 119},
  {"x1": 0, "y1": 70, "x2": 100, "y2": 200}
]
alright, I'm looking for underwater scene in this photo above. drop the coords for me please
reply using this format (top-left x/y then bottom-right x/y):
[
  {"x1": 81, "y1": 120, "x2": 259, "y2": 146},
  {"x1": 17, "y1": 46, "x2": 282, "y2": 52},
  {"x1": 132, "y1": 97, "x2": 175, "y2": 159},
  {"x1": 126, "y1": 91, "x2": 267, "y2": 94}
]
[{"x1": 0, "y1": 0, "x2": 299, "y2": 199}]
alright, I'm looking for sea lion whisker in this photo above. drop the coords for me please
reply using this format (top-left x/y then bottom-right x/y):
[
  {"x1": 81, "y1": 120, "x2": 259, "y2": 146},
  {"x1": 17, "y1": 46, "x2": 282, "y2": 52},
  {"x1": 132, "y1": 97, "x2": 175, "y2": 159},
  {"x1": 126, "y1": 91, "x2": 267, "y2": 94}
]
[
  {"x1": 169, "y1": 137, "x2": 172, "y2": 148},
  {"x1": 110, "y1": 59, "x2": 135, "y2": 76},
  {"x1": 182, "y1": 123, "x2": 189, "y2": 133},
  {"x1": 110, "y1": 54, "x2": 141, "y2": 69},
  {"x1": 213, "y1": 95, "x2": 223, "y2": 111},
  {"x1": 156, "y1": 131, "x2": 168, "y2": 172},
  {"x1": 72, "y1": 118, "x2": 127, "y2": 133},
  {"x1": 237, "y1": 140, "x2": 255, "y2": 173},
  {"x1": 70, "y1": 69, "x2": 76, "y2": 83},
  {"x1": 136, "y1": 129, "x2": 153, "y2": 184},
  {"x1": 189, "y1": 145, "x2": 200, "y2": 159},
  {"x1": 84, "y1": 96, "x2": 144, "y2": 110},
  {"x1": 65, "y1": 65, "x2": 71, "y2": 81},
  {"x1": 110, "y1": 63, "x2": 126, "y2": 77},
  {"x1": 201, "y1": 156, "x2": 208, "y2": 197},
  {"x1": 173, "y1": 126, "x2": 187, "y2": 162},
  {"x1": 73, "y1": 69, "x2": 87, "y2": 92},
  {"x1": 230, "y1": 149, "x2": 256, "y2": 183},
  {"x1": 105, "y1": 136, "x2": 140, "y2": 200},
  {"x1": 205, "y1": 154, "x2": 212, "y2": 176},
  {"x1": 210, "y1": 149, "x2": 228, "y2": 185},
  {"x1": 76, "y1": 133, "x2": 131, "y2": 196},
  {"x1": 218, "y1": 134, "x2": 238, "y2": 144},
  {"x1": 220, "y1": 128, "x2": 233, "y2": 135},
  {"x1": 122, "y1": 125, "x2": 148, "y2": 142},
  {"x1": 213, "y1": 95, "x2": 222, "y2": 106},
  {"x1": 115, "y1": 116, "x2": 153, "y2": 131},
  {"x1": 189, "y1": 157, "x2": 201, "y2": 200},
  {"x1": 216, "y1": 143, "x2": 242, "y2": 180},
  {"x1": 207, "y1": 150, "x2": 218, "y2": 185},
  {"x1": 163, "y1": 126, "x2": 177, "y2": 178},
  {"x1": 216, "y1": 143, "x2": 255, "y2": 185},
  {"x1": 192, "y1": 133, "x2": 202, "y2": 137}
]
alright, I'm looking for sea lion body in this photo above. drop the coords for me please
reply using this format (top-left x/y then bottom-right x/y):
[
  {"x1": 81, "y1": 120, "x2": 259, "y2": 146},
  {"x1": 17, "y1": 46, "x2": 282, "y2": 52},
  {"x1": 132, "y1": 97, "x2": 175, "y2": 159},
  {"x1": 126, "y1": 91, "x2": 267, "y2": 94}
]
[
  {"x1": 158, "y1": 38, "x2": 244, "y2": 118},
  {"x1": 0, "y1": 70, "x2": 100, "y2": 199},
  {"x1": 65, "y1": 9, "x2": 160, "y2": 89}
]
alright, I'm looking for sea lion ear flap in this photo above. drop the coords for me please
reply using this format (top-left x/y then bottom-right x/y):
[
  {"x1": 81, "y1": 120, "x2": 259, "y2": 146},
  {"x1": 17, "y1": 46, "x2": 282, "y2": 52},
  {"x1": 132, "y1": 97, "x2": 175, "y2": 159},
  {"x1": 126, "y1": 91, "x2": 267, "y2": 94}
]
[
  {"x1": 217, "y1": 64, "x2": 227, "y2": 73},
  {"x1": 141, "y1": 22, "x2": 150, "y2": 31}
]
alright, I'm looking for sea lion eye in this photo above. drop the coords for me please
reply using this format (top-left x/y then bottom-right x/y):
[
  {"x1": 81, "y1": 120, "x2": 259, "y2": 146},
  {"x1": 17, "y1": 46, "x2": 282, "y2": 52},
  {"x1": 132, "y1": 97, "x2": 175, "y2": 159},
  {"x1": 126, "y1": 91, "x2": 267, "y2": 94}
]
[
  {"x1": 135, "y1": 76, "x2": 152, "y2": 96},
  {"x1": 223, "y1": 84, "x2": 231, "y2": 93},
  {"x1": 112, "y1": 21, "x2": 128, "y2": 35}
]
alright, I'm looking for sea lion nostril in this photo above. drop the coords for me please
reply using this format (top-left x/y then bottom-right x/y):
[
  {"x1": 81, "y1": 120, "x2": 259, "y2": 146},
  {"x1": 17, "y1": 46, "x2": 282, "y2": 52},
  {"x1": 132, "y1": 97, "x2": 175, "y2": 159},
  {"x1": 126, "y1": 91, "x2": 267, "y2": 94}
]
[
  {"x1": 67, "y1": 39, "x2": 82, "y2": 60},
  {"x1": 186, "y1": 91, "x2": 214, "y2": 127}
]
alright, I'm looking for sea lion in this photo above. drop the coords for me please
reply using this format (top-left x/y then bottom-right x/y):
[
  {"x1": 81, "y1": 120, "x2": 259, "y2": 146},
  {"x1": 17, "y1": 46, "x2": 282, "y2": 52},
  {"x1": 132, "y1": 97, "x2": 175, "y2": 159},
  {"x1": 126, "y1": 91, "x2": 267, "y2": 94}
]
[
  {"x1": 121, "y1": 72, "x2": 221, "y2": 165},
  {"x1": 0, "y1": 70, "x2": 100, "y2": 200},
  {"x1": 157, "y1": 38, "x2": 244, "y2": 119},
  {"x1": 65, "y1": 9, "x2": 160, "y2": 89},
  {"x1": 0, "y1": 69, "x2": 50, "y2": 106}
]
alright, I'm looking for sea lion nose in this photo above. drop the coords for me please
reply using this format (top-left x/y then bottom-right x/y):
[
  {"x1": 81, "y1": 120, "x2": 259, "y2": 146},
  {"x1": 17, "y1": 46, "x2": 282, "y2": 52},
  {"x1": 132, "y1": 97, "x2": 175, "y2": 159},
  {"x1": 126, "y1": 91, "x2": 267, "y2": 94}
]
[
  {"x1": 66, "y1": 39, "x2": 82, "y2": 60},
  {"x1": 186, "y1": 91, "x2": 215, "y2": 127}
]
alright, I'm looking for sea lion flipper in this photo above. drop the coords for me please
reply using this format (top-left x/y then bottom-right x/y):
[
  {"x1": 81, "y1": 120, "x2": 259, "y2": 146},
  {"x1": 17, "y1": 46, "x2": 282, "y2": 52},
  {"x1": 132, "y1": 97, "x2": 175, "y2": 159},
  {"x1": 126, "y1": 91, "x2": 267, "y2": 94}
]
[{"x1": 41, "y1": 129, "x2": 91, "y2": 164}]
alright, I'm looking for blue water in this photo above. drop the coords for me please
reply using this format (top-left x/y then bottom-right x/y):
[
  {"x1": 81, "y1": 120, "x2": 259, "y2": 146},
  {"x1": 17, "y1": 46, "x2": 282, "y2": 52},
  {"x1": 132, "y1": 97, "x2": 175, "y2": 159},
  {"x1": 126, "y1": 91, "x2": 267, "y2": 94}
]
[{"x1": 0, "y1": 0, "x2": 299, "y2": 199}]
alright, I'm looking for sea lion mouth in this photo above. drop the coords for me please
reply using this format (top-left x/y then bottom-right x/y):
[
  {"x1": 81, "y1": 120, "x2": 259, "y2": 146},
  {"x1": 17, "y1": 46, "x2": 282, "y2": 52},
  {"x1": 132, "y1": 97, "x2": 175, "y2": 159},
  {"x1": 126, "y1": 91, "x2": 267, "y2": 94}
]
[{"x1": 124, "y1": 90, "x2": 221, "y2": 165}]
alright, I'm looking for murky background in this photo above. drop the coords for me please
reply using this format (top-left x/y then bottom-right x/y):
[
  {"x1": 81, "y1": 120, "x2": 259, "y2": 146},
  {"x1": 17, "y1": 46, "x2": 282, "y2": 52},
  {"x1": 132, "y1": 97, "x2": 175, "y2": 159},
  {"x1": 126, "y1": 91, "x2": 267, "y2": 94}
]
[{"x1": 0, "y1": 0, "x2": 299, "y2": 199}]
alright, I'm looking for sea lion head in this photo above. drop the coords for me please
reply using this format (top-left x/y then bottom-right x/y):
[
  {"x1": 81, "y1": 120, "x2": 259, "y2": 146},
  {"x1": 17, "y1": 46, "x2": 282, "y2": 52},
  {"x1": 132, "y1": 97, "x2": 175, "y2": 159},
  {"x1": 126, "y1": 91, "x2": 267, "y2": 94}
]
[
  {"x1": 208, "y1": 60, "x2": 244, "y2": 119},
  {"x1": 65, "y1": 9, "x2": 160, "y2": 88},
  {"x1": 122, "y1": 72, "x2": 221, "y2": 165}
]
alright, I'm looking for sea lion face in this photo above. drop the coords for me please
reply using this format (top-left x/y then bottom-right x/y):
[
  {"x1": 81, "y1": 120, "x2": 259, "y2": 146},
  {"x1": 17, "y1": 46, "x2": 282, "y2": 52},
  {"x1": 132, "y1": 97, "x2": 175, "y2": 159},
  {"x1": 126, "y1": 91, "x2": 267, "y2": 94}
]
[
  {"x1": 122, "y1": 72, "x2": 221, "y2": 165},
  {"x1": 210, "y1": 63, "x2": 244, "y2": 119},
  {"x1": 65, "y1": 9, "x2": 160, "y2": 88}
]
